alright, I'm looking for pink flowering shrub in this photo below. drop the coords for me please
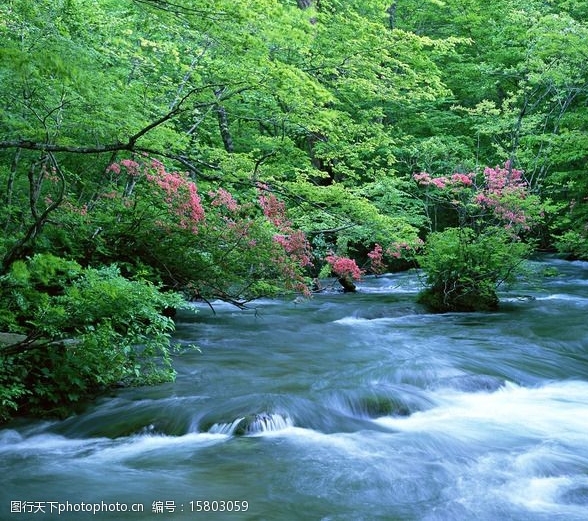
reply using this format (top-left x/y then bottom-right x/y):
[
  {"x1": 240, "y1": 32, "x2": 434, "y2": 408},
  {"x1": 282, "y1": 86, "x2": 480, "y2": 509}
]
[
  {"x1": 367, "y1": 244, "x2": 385, "y2": 274},
  {"x1": 385, "y1": 239, "x2": 424, "y2": 260},
  {"x1": 365, "y1": 239, "x2": 424, "y2": 275},
  {"x1": 414, "y1": 162, "x2": 540, "y2": 235},
  {"x1": 64, "y1": 158, "x2": 319, "y2": 301},
  {"x1": 414, "y1": 171, "x2": 474, "y2": 190},
  {"x1": 258, "y1": 187, "x2": 288, "y2": 228},
  {"x1": 473, "y1": 164, "x2": 531, "y2": 231},
  {"x1": 257, "y1": 184, "x2": 313, "y2": 294},
  {"x1": 413, "y1": 162, "x2": 543, "y2": 312},
  {"x1": 325, "y1": 254, "x2": 363, "y2": 280},
  {"x1": 101, "y1": 157, "x2": 207, "y2": 233}
]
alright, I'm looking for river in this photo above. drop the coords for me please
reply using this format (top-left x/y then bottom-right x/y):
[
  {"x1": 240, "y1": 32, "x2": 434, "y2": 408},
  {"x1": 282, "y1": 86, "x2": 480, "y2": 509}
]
[{"x1": 1, "y1": 257, "x2": 588, "y2": 520}]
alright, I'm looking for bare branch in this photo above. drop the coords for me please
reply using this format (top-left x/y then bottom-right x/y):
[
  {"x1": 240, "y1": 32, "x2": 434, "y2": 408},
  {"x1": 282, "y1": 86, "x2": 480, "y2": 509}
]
[
  {"x1": 1, "y1": 153, "x2": 66, "y2": 273},
  {"x1": 132, "y1": 0, "x2": 229, "y2": 18}
]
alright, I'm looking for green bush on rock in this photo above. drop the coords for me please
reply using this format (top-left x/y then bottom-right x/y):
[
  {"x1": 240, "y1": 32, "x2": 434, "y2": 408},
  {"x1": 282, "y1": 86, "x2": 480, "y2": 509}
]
[{"x1": 417, "y1": 227, "x2": 530, "y2": 312}]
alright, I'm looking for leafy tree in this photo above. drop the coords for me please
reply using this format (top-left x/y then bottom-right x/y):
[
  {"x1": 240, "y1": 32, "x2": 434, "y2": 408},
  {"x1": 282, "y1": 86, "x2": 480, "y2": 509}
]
[{"x1": 1, "y1": 0, "x2": 445, "y2": 280}]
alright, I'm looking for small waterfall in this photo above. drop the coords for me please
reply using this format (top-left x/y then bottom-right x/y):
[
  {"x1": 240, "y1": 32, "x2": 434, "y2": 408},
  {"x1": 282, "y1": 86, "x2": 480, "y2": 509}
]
[
  {"x1": 207, "y1": 413, "x2": 293, "y2": 436},
  {"x1": 246, "y1": 412, "x2": 293, "y2": 433},
  {"x1": 208, "y1": 417, "x2": 246, "y2": 435}
]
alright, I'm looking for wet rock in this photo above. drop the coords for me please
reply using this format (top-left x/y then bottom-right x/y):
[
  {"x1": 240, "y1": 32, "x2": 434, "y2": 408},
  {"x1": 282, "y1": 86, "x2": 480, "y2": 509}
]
[
  {"x1": 346, "y1": 395, "x2": 411, "y2": 418},
  {"x1": 366, "y1": 396, "x2": 410, "y2": 417},
  {"x1": 0, "y1": 332, "x2": 27, "y2": 345},
  {"x1": 417, "y1": 286, "x2": 499, "y2": 312}
]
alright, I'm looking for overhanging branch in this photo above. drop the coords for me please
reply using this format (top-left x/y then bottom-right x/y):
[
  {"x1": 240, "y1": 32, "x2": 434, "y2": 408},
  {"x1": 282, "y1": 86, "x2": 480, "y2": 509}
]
[
  {"x1": 0, "y1": 82, "x2": 239, "y2": 156},
  {"x1": 0, "y1": 106, "x2": 184, "y2": 155},
  {"x1": 132, "y1": 0, "x2": 228, "y2": 18}
]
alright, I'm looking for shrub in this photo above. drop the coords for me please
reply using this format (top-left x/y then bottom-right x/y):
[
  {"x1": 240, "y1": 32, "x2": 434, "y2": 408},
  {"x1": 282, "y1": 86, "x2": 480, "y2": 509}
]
[
  {"x1": 0, "y1": 255, "x2": 187, "y2": 421},
  {"x1": 417, "y1": 227, "x2": 530, "y2": 311},
  {"x1": 414, "y1": 163, "x2": 543, "y2": 311}
]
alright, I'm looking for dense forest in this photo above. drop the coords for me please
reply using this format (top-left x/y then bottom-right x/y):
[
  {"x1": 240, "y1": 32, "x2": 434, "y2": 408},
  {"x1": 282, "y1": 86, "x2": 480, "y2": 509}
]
[{"x1": 1, "y1": 0, "x2": 586, "y2": 421}]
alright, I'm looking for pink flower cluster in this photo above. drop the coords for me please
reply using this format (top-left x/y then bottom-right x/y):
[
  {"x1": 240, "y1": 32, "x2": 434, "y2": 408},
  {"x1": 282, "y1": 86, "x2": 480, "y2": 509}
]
[
  {"x1": 106, "y1": 162, "x2": 121, "y2": 175},
  {"x1": 414, "y1": 162, "x2": 533, "y2": 232},
  {"x1": 120, "y1": 159, "x2": 140, "y2": 176},
  {"x1": 386, "y1": 239, "x2": 424, "y2": 259},
  {"x1": 414, "y1": 171, "x2": 474, "y2": 189},
  {"x1": 367, "y1": 243, "x2": 385, "y2": 274},
  {"x1": 258, "y1": 189, "x2": 288, "y2": 228},
  {"x1": 325, "y1": 254, "x2": 364, "y2": 280},
  {"x1": 209, "y1": 188, "x2": 239, "y2": 212},
  {"x1": 257, "y1": 185, "x2": 313, "y2": 269},
  {"x1": 474, "y1": 164, "x2": 530, "y2": 229},
  {"x1": 145, "y1": 161, "x2": 205, "y2": 232},
  {"x1": 483, "y1": 161, "x2": 525, "y2": 193},
  {"x1": 274, "y1": 230, "x2": 313, "y2": 268},
  {"x1": 108, "y1": 157, "x2": 206, "y2": 233},
  {"x1": 367, "y1": 239, "x2": 424, "y2": 273}
]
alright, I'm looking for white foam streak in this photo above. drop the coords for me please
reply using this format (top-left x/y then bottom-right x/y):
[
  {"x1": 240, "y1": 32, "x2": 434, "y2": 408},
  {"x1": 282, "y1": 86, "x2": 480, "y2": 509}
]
[
  {"x1": 536, "y1": 293, "x2": 588, "y2": 302},
  {"x1": 72, "y1": 432, "x2": 230, "y2": 468},
  {"x1": 0, "y1": 432, "x2": 106, "y2": 455},
  {"x1": 508, "y1": 475, "x2": 572, "y2": 508},
  {"x1": 208, "y1": 417, "x2": 245, "y2": 435},
  {"x1": 375, "y1": 380, "x2": 588, "y2": 444},
  {"x1": 333, "y1": 315, "x2": 414, "y2": 326},
  {"x1": 333, "y1": 316, "x2": 371, "y2": 325},
  {"x1": 0, "y1": 430, "x2": 230, "y2": 466}
]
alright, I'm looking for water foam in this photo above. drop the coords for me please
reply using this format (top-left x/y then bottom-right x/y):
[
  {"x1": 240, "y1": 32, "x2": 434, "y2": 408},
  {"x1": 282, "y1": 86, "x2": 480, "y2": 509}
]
[
  {"x1": 208, "y1": 413, "x2": 294, "y2": 436},
  {"x1": 375, "y1": 380, "x2": 588, "y2": 445}
]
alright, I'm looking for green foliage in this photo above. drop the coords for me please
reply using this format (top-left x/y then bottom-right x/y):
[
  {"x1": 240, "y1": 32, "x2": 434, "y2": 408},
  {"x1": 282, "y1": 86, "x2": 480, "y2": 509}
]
[
  {"x1": 0, "y1": 254, "x2": 82, "y2": 333},
  {"x1": 417, "y1": 227, "x2": 530, "y2": 312},
  {"x1": 393, "y1": 0, "x2": 588, "y2": 261},
  {"x1": 286, "y1": 179, "x2": 420, "y2": 254},
  {"x1": 0, "y1": 355, "x2": 29, "y2": 423},
  {"x1": 543, "y1": 127, "x2": 588, "y2": 258},
  {"x1": 0, "y1": 0, "x2": 440, "y2": 283},
  {"x1": 553, "y1": 231, "x2": 588, "y2": 260},
  {"x1": 0, "y1": 255, "x2": 188, "y2": 421}
]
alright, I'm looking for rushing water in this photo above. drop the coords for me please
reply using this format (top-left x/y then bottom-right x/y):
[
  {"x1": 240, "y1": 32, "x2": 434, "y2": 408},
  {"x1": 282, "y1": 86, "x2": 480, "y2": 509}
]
[{"x1": 2, "y1": 257, "x2": 588, "y2": 521}]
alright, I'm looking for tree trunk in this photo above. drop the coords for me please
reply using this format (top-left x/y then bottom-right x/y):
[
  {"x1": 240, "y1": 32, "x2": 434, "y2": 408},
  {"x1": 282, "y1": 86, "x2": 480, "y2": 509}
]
[
  {"x1": 296, "y1": 0, "x2": 314, "y2": 9},
  {"x1": 3, "y1": 148, "x2": 20, "y2": 233},
  {"x1": 338, "y1": 275, "x2": 357, "y2": 292},
  {"x1": 4, "y1": 148, "x2": 20, "y2": 206},
  {"x1": 214, "y1": 87, "x2": 234, "y2": 153},
  {"x1": 387, "y1": 2, "x2": 397, "y2": 29},
  {"x1": 1, "y1": 154, "x2": 66, "y2": 274}
]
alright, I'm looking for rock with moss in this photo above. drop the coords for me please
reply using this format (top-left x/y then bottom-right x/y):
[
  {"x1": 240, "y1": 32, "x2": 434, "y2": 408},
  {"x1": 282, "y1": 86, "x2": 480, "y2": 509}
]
[{"x1": 417, "y1": 283, "x2": 499, "y2": 313}]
